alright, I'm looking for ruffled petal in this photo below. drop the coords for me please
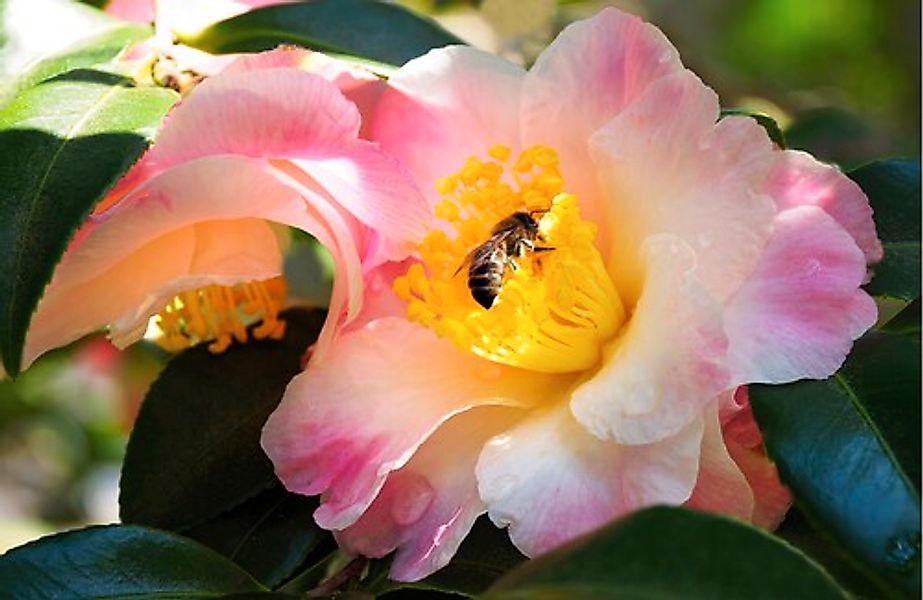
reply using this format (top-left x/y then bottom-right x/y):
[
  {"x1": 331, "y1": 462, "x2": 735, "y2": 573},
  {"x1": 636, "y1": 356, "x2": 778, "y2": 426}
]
[
  {"x1": 570, "y1": 234, "x2": 729, "y2": 445},
  {"x1": 24, "y1": 156, "x2": 364, "y2": 369},
  {"x1": 766, "y1": 151, "x2": 882, "y2": 265},
  {"x1": 476, "y1": 405, "x2": 704, "y2": 556},
  {"x1": 684, "y1": 402, "x2": 755, "y2": 522},
  {"x1": 590, "y1": 71, "x2": 776, "y2": 305},
  {"x1": 724, "y1": 205, "x2": 877, "y2": 385},
  {"x1": 521, "y1": 7, "x2": 683, "y2": 234},
  {"x1": 371, "y1": 46, "x2": 525, "y2": 208},
  {"x1": 262, "y1": 318, "x2": 559, "y2": 530},
  {"x1": 337, "y1": 405, "x2": 524, "y2": 582}
]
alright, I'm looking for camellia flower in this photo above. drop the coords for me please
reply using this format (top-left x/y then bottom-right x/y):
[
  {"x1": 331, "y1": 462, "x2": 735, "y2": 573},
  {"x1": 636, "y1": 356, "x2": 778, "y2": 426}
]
[
  {"x1": 262, "y1": 8, "x2": 881, "y2": 581},
  {"x1": 9, "y1": 47, "x2": 428, "y2": 375}
]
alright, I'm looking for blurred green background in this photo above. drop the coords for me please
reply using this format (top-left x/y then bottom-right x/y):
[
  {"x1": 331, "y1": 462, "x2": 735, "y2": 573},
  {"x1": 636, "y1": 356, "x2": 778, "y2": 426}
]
[{"x1": 0, "y1": 0, "x2": 918, "y2": 552}]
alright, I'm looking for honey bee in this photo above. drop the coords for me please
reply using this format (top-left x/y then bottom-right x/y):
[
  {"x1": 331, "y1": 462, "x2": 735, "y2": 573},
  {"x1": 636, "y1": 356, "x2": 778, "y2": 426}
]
[{"x1": 457, "y1": 211, "x2": 551, "y2": 309}]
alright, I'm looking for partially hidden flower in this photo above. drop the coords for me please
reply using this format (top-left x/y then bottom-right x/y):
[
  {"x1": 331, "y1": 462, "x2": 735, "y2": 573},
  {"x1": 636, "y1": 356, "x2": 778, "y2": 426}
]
[
  {"x1": 11, "y1": 47, "x2": 428, "y2": 375},
  {"x1": 262, "y1": 8, "x2": 881, "y2": 581}
]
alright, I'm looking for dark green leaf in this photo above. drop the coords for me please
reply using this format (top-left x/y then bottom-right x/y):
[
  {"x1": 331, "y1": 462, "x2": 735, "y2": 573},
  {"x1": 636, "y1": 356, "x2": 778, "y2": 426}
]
[
  {"x1": 750, "y1": 330, "x2": 921, "y2": 597},
  {"x1": 120, "y1": 308, "x2": 325, "y2": 530},
  {"x1": 777, "y1": 507, "x2": 890, "y2": 599},
  {"x1": 0, "y1": 69, "x2": 177, "y2": 376},
  {"x1": 182, "y1": 0, "x2": 463, "y2": 67},
  {"x1": 720, "y1": 107, "x2": 786, "y2": 148},
  {"x1": 0, "y1": 524, "x2": 265, "y2": 597},
  {"x1": 1, "y1": 22, "x2": 152, "y2": 105},
  {"x1": 486, "y1": 507, "x2": 845, "y2": 599},
  {"x1": 849, "y1": 159, "x2": 921, "y2": 300},
  {"x1": 881, "y1": 298, "x2": 921, "y2": 335},
  {"x1": 185, "y1": 485, "x2": 332, "y2": 588}
]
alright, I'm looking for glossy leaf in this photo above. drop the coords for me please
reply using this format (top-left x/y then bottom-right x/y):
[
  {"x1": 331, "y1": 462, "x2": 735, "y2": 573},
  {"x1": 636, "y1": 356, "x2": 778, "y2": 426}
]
[
  {"x1": 0, "y1": 69, "x2": 177, "y2": 376},
  {"x1": 850, "y1": 159, "x2": 921, "y2": 300},
  {"x1": 750, "y1": 330, "x2": 921, "y2": 597},
  {"x1": 720, "y1": 107, "x2": 786, "y2": 148},
  {"x1": 182, "y1": 0, "x2": 463, "y2": 66},
  {"x1": 881, "y1": 298, "x2": 921, "y2": 335},
  {"x1": 486, "y1": 507, "x2": 846, "y2": 599},
  {"x1": 1, "y1": 22, "x2": 152, "y2": 104},
  {"x1": 0, "y1": 0, "x2": 120, "y2": 82},
  {"x1": 0, "y1": 525, "x2": 265, "y2": 597},
  {"x1": 184, "y1": 485, "x2": 331, "y2": 588},
  {"x1": 120, "y1": 308, "x2": 325, "y2": 531}
]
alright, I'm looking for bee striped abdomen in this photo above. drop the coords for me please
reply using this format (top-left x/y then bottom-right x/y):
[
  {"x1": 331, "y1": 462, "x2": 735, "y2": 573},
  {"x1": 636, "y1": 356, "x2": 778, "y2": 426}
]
[{"x1": 468, "y1": 244, "x2": 506, "y2": 309}]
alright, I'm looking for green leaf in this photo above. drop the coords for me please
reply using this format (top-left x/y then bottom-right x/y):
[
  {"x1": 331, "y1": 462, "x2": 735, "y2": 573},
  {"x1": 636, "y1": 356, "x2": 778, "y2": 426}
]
[
  {"x1": 0, "y1": 524, "x2": 266, "y2": 597},
  {"x1": 120, "y1": 308, "x2": 324, "y2": 531},
  {"x1": 849, "y1": 159, "x2": 921, "y2": 300},
  {"x1": 881, "y1": 298, "x2": 921, "y2": 335},
  {"x1": 0, "y1": 69, "x2": 177, "y2": 376},
  {"x1": 1, "y1": 22, "x2": 152, "y2": 105},
  {"x1": 485, "y1": 507, "x2": 846, "y2": 599},
  {"x1": 0, "y1": 0, "x2": 121, "y2": 81},
  {"x1": 182, "y1": 0, "x2": 464, "y2": 67},
  {"x1": 720, "y1": 108, "x2": 786, "y2": 148},
  {"x1": 778, "y1": 508, "x2": 889, "y2": 599},
  {"x1": 184, "y1": 485, "x2": 333, "y2": 589},
  {"x1": 750, "y1": 330, "x2": 921, "y2": 597}
]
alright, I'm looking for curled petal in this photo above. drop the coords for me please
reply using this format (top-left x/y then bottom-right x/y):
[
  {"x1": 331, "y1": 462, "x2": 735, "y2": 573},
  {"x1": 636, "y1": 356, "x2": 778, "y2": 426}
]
[
  {"x1": 765, "y1": 150, "x2": 882, "y2": 265},
  {"x1": 337, "y1": 405, "x2": 524, "y2": 582},
  {"x1": 262, "y1": 318, "x2": 560, "y2": 530},
  {"x1": 477, "y1": 405, "x2": 704, "y2": 556},
  {"x1": 25, "y1": 156, "x2": 364, "y2": 369},
  {"x1": 720, "y1": 388, "x2": 792, "y2": 528},
  {"x1": 725, "y1": 205, "x2": 877, "y2": 385},
  {"x1": 570, "y1": 234, "x2": 729, "y2": 445},
  {"x1": 684, "y1": 402, "x2": 755, "y2": 522}
]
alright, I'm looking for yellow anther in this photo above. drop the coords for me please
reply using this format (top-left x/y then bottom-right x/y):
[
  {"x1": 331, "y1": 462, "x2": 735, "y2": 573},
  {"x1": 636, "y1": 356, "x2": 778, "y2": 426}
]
[
  {"x1": 393, "y1": 146, "x2": 625, "y2": 374},
  {"x1": 152, "y1": 276, "x2": 287, "y2": 354},
  {"x1": 488, "y1": 144, "x2": 511, "y2": 162}
]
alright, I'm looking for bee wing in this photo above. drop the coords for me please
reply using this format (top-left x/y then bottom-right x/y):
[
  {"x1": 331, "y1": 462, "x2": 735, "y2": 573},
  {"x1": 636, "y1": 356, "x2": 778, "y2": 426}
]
[{"x1": 453, "y1": 230, "x2": 515, "y2": 277}]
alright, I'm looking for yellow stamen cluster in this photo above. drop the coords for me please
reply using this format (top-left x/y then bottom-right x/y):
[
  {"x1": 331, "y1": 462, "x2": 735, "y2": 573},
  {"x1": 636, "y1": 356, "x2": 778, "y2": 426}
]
[
  {"x1": 393, "y1": 145, "x2": 624, "y2": 374},
  {"x1": 154, "y1": 277, "x2": 287, "y2": 353}
]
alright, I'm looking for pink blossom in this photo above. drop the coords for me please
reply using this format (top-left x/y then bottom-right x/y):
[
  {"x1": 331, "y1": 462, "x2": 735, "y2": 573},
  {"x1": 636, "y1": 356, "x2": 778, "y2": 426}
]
[
  {"x1": 262, "y1": 8, "x2": 880, "y2": 581},
  {"x1": 11, "y1": 48, "x2": 427, "y2": 374}
]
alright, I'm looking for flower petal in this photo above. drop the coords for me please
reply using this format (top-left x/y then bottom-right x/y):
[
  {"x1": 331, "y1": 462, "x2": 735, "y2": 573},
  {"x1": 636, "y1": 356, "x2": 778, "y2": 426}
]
[
  {"x1": 24, "y1": 156, "x2": 364, "y2": 369},
  {"x1": 766, "y1": 153, "x2": 882, "y2": 265},
  {"x1": 140, "y1": 67, "x2": 428, "y2": 253},
  {"x1": 262, "y1": 318, "x2": 558, "y2": 530},
  {"x1": 721, "y1": 388, "x2": 792, "y2": 528},
  {"x1": 724, "y1": 205, "x2": 877, "y2": 385},
  {"x1": 570, "y1": 234, "x2": 729, "y2": 445},
  {"x1": 371, "y1": 46, "x2": 525, "y2": 208},
  {"x1": 590, "y1": 71, "x2": 776, "y2": 305},
  {"x1": 521, "y1": 7, "x2": 683, "y2": 233},
  {"x1": 476, "y1": 405, "x2": 704, "y2": 556},
  {"x1": 337, "y1": 405, "x2": 524, "y2": 582},
  {"x1": 684, "y1": 402, "x2": 755, "y2": 522}
]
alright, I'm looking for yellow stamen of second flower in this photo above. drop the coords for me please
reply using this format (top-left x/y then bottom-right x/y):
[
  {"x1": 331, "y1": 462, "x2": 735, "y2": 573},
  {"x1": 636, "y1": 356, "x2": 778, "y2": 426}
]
[
  {"x1": 394, "y1": 145, "x2": 624, "y2": 374},
  {"x1": 153, "y1": 277, "x2": 287, "y2": 353}
]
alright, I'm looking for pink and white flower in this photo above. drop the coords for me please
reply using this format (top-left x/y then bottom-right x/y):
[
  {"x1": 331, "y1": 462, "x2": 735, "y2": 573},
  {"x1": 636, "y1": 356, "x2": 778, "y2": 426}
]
[
  {"x1": 11, "y1": 47, "x2": 427, "y2": 374},
  {"x1": 262, "y1": 8, "x2": 880, "y2": 581}
]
